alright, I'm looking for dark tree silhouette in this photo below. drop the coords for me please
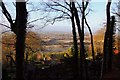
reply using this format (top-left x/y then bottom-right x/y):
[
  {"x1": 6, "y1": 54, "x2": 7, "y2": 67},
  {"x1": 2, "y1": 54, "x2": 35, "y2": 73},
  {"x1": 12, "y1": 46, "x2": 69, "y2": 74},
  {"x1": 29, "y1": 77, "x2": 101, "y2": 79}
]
[
  {"x1": 101, "y1": 0, "x2": 113, "y2": 79},
  {"x1": 107, "y1": 16, "x2": 115, "y2": 70},
  {"x1": 70, "y1": 2, "x2": 79, "y2": 79},
  {"x1": 1, "y1": 0, "x2": 27, "y2": 80},
  {"x1": 71, "y1": 1, "x2": 90, "y2": 80},
  {"x1": 85, "y1": 17, "x2": 95, "y2": 62},
  {"x1": 15, "y1": 1, "x2": 27, "y2": 80},
  {"x1": 71, "y1": 2, "x2": 85, "y2": 79}
]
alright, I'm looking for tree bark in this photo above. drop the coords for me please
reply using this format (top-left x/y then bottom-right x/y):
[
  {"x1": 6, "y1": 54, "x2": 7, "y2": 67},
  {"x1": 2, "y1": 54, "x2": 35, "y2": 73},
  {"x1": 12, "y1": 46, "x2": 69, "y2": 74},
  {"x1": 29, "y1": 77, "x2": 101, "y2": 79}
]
[
  {"x1": 85, "y1": 18, "x2": 95, "y2": 62},
  {"x1": 1, "y1": 1, "x2": 27, "y2": 80},
  {"x1": 101, "y1": 1, "x2": 111, "y2": 79},
  {"x1": 107, "y1": 16, "x2": 115, "y2": 70},
  {"x1": 72, "y1": 2, "x2": 88, "y2": 80},
  {"x1": 15, "y1": 1, "x2": 27, "y2": 80},
  {"x1": 70, "y1": 2, "x2": 79, "y2": 79}
]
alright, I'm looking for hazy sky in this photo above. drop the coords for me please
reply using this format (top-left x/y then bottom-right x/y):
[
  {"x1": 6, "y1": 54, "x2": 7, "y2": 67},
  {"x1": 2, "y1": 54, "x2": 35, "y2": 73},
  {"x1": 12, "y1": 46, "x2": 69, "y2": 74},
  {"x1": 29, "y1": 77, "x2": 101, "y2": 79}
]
[
  {"x1": 34, "y1": 1, "x2": 117, "y2": 33},
  {"x1": 0, "y1": 0, "x2": 119, "y2": 34},
  {"x1": 31, "y1": 0, "x2": 118, "y2": 33}
]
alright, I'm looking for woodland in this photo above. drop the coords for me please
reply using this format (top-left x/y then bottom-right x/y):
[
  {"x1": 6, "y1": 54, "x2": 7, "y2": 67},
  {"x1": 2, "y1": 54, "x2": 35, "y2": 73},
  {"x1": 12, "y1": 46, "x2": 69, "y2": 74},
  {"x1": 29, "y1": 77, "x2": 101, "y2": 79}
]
[{"x1": 0, "y1": 0, "x2": 120, "y2": 80}]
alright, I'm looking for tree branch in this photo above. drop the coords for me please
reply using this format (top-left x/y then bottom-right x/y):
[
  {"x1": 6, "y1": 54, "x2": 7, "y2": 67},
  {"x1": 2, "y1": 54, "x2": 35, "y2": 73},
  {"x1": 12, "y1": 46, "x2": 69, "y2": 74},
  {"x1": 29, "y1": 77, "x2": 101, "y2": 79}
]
[
  {"x1": 1, "y1": 2, "x2": 13, "y2": 24},
  {"x1": 45, "y1": 2, "x2": 71, "y2": 17},
  {"x1": 117, "y1": 28, "x2": 120, "y2": 32},
  {"x1": 113, "y1": 12, "x2": 120, "y2": 17},
  {"x1": 2, "y1": 30, "x2": 11, "y2": 34},
  {"x1": 84, "y1": 0, "x2": 89, "y2": 10},
  {"x1": 0, "y1": 23, "x2": 11, "y2": 28},
  {"x1": 85, "y1": 17, "x2": 95, "y2": 61},
  {"x1": 27, "y1": 16, "x2": 47, "y2": 24},
  {"x1": 51, "y1": 0, "x2": 70, "y2": 12}
]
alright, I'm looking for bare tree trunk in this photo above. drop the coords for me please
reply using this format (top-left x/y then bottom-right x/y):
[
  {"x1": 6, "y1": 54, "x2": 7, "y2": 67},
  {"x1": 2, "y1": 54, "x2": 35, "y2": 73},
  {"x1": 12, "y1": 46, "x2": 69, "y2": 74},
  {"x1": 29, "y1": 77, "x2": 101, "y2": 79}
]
[
  {"x1": 81, "y1": 2, "x2": 88, "y2": 80},
  {"x1": 85, "y1": 18, "x2": 95, "y2": 62},
  {"x1": 101, "y1": 1, "x2": 111, "y2": 79},
  {"x1": 1, "y1": 1, "x2": 27, "y2": 80},
  {"x1": 15, "y1": 1, "x2": 27, "y2": 80},
  {"x1": 71, "y1": 2, "x2": 88, "y2": 80},
  {"x1": 70, "y1": 2, "x2": 79, "y2": 79},
  {"x1": 107, "y1": 16, "x2": 115, "y2": 71}
]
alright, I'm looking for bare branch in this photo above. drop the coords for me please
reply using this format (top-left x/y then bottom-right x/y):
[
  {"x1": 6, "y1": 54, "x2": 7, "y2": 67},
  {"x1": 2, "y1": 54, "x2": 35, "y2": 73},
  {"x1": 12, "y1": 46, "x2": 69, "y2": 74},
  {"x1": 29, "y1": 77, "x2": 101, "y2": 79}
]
[
  {"x1": 0, "y1": 2, "x2": 13, "y2": 25},
  {"x1": 77, "y1": 0, "x2": 90, "y2": 13},
  {"x1": 12, "y1": 2, "x2": 16, "y2": 7},
  {"x1": 27, "y1": 16, "x2": 47, "y2": 24},
  {"x1": 85, "y1": 9, "x2": 92, "y2": 16},
  {"x1": 84, "y1": 1, "x2": 89, "y2": 10},
  {"x1": 84, "y1": 16, "x2": 95, "y2": 62},
  {"x1": 51, "y1": 0, "x2": 70, "y2": 11},
  {"x1": 113, "y1": 12, "x2": 120, "y2": 17},
  {"x1": 43, "y1": 13, "x2": 70, "y2": 25},
  {"x1": 77, "y1": 2, "x2": 82, "y2": 11},
  {"x1": 2, "y1": 30, "x2": 11, "y2": 34},
  {"x1": 117, "y1": 27, "x2": 120, "y2": 32},
  {"x1": 64, "y1": 0, "x2": 70, "y2": 6},
  {"x1": 0, "y1": 23, "x2": 11, "y2": 28},
  {"x1": 45, "y1": 2, "x2": 71, "y2": 17}
]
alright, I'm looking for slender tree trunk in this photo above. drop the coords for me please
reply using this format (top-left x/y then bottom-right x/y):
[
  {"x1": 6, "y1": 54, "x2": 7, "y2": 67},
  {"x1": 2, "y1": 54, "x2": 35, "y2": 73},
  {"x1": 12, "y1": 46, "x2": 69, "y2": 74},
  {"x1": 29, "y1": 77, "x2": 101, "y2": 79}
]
[
  {"x1": 72, "y1": 2, "x2": 88, "y2": 80},
  {"x1": 15, "y1": 1, "x2": 27, "y2": 80},
  {"x1": 101, "y1": 1, "x2": 111, "y2": 79},
  {"x1": 70, "y1": 3, "x2": 79, "y2": 79},
  {"x1": 71, "y1": 2, "x2": 83, "y2": 79},
  {"x1": 85, "y1": 18, "x2": 95, "y2": 62},
  {"x1": 81, "y1": 2, "x2": 88, "y2": 80},
  {"x1": 106, "y1": 2, "x2": 112, "y2": 71},
  {"x1": 107, "y1": 16, "x2": 115, "y2": 70},
  {"x1": 82, "y1": 2, "x2": 85, "y2": 38}
]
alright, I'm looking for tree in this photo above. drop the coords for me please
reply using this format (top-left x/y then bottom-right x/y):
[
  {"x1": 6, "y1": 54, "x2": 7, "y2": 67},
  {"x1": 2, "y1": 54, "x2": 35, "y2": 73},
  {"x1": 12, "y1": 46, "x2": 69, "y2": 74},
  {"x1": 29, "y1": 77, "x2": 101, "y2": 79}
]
[
  {"x1": 102, "y1": 0, "x2": 111, "y2": 74},
  {"x1": 72, "y1": 1, "x2": 93, "y2": 79},
  {"x1": 1, "y1": 0, "x2": 27, "y2": 80},
  {"x1": 113, "y1": 1, "x2": 120, "y2": 17},
  {"x1": 13, "y1": 1, "x2": 27, "y2": 80},
  {"x1": 107, "y1": 16, "x2": 116, "y2": 70},
  {"x1": 101, "y1": 0, "x2": 116, "y2": 79},
  {"x1": 70, "y1": 2, "x2": 79, "y2": 79},
  {"x1": 112, "y1": 0, "x2": 120, "y2": 52},
  {"x1": 71, "y1": 2, "x2": 86, "y2": 79}
]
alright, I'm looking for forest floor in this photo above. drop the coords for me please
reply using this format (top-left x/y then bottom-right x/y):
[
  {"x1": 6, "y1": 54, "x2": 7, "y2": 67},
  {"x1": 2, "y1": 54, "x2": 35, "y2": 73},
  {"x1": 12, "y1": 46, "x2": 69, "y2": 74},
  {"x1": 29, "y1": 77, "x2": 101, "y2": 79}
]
[
  {"x1": 25, "y1": 60, "x2": 102, "y2": 80},
  {"x1": 103, "y1": 66, "x2": 120, "y2": 80},
  {"x1": 2, "y1": 55, "x2": 120, "y2": 80},
  {"x1": 26, "y1": 63, "x2": 75, "y2": 80},
  {"x1": 103, "y1": 54, "x2": 120, "y2": 80},
  {"x1": 26, "y1": 60, "x2": 120, "y2": 80}
]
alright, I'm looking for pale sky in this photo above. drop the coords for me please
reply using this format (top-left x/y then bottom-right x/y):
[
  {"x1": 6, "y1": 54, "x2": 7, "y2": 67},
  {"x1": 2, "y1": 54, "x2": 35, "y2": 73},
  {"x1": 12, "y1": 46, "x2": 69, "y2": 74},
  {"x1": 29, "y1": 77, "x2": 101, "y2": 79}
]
[
  {"x1": 35, "y1": 1, "x2": 118, "y2": 33},
  {"x1": 0, "y1": 0, "x2": 119, "y2": 34}
]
